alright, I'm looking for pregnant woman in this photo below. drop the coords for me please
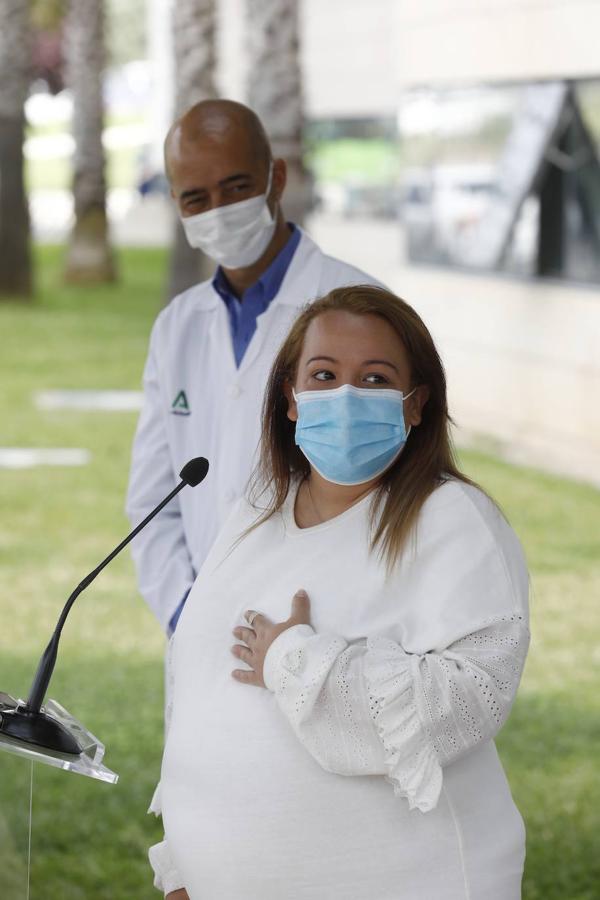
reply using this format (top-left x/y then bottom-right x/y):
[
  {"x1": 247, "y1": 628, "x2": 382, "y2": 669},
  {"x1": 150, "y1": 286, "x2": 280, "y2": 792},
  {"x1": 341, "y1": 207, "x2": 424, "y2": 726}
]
[{"x1": 151, "y1": 285, "x2": 529, "y2": 899}]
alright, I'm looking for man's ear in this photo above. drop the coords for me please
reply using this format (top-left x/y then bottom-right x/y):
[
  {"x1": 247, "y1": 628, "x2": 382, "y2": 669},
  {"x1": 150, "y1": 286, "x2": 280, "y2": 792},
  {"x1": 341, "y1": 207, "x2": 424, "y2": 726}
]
[
  {"x1": 283, "y1": 379, "x2": 298, "y2": 422},
  {"x1": 405, "y1": 385, "x2": 430, "y2": 428},
  {"x1": 272, "y1": 158, "x2": 287, "y2": 203}
]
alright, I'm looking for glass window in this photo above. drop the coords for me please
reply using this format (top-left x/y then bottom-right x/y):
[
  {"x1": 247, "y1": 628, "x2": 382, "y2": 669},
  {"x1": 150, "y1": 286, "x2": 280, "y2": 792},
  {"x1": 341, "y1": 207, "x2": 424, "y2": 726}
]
[{"x1": 399, "y1": 80, "x2": 600, "y2": 285}]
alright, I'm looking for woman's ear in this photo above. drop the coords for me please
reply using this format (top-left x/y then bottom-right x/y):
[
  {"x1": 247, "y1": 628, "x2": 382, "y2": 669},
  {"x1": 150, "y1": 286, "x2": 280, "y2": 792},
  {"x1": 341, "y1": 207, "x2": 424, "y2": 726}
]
[
  {"x1": 405, "y1": 385, "x2": 430, "y2": 428},
  {"x1": 283, "y1": 380, "x2": 298, "y2": 422}
]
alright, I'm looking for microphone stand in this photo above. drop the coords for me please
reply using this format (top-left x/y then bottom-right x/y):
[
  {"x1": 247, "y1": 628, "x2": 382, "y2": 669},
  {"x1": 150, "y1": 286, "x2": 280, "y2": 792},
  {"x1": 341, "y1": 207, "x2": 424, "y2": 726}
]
[{"x1": 0, "y1": 457, "x2": 209, "y2": 756}]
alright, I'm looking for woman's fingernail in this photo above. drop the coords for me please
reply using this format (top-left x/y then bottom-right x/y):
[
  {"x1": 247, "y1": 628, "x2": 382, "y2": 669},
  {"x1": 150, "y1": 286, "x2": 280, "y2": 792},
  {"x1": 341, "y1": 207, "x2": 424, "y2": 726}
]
[{"x1": 295, "y1": 589, "x2": 307, "y2": 597}]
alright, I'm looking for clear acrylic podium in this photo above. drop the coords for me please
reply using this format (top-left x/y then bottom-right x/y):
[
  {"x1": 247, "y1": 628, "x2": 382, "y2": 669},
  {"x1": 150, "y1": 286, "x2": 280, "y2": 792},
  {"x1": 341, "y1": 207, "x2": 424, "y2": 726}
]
[{"x1": 0, "y1": 695, "x2": 117, "y2": 898}]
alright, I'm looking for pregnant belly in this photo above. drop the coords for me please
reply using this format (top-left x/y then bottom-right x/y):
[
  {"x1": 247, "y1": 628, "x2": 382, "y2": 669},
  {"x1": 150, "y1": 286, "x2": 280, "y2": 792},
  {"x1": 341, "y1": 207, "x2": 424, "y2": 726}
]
[{"x1": 160, "y1": 692, "x2": 469, "y2": 900}]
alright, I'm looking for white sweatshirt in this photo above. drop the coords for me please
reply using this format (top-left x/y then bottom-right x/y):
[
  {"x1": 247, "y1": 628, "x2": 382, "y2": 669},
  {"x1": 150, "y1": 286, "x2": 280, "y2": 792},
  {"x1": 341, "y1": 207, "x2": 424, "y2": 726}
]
[{"x1": 151, "y1": 478, "x2": 530, "y2": 899}]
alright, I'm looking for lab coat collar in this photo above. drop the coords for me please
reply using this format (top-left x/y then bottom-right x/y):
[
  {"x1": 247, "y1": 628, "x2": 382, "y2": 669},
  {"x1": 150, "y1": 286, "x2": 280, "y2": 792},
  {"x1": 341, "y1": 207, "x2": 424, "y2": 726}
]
[
  {"x1": 265, "y1": 227, "x2": 324, "y2": 307},
  {"x1": 191, "y1": 228, "x2": 322, "y2": 312},
  {"x1": 234, "y1": 228, "x2": 324, "y2": 372}
]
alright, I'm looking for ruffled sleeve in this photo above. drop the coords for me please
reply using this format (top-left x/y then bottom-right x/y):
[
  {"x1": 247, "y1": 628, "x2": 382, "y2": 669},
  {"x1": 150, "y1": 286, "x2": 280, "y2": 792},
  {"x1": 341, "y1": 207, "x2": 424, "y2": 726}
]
[
  {"x1": 264, "y1": 614, "x2": 529, "y2": 813},
  {"x1": 363, "y1": 637, "x2": 443, "y2": 811},
  {"x1": 148, "y1": 838, "x2": 186, "y2": 895}
]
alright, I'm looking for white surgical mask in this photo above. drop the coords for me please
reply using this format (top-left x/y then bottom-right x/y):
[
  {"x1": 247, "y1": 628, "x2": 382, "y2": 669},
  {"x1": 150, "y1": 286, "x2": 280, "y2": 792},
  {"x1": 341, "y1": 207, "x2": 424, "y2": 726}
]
[{"x1": 180, "y1": 163, "x2": 276, "y2": 268}]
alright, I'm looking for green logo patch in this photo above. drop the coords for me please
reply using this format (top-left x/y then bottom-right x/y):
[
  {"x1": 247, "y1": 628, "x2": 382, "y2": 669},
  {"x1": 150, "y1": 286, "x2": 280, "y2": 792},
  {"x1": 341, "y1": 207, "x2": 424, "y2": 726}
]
[{"x1": 171, "y1": 389, "x2": 190, "y2": 416}]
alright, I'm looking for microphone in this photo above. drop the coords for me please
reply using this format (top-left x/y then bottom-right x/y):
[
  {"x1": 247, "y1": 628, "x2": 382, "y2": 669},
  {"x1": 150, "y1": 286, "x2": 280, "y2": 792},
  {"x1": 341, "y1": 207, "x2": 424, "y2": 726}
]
[{"x1": 0, "y1": 456, "x2": 209, "y2": 756}]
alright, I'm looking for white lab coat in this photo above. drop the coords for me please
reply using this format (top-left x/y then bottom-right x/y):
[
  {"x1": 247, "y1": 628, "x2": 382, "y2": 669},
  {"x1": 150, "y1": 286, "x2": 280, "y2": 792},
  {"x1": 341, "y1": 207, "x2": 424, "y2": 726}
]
[{"x1": 126, "y1": 229, "x2": 381, "y2": 630}]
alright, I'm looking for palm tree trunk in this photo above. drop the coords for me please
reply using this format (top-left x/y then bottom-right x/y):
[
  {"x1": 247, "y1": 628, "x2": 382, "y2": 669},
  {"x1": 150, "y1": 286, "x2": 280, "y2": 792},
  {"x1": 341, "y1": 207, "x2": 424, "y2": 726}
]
[
  {"x1": 167, "y1": 0, "x2": 217, "y2": 301},
  {"x1": 0, "y1": 0, "x2": 32, "y2": 299},
  {"x1": 246, "y1": 0, "x2": 308, "y2": 225},
  {"x1": 63, "y1": 0, "x2": 116, "y2": 284}
]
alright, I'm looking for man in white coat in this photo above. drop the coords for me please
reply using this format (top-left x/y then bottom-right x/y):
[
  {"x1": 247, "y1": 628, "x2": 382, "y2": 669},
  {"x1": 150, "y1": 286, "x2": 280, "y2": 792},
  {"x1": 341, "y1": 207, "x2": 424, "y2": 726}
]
[{"x1": 126, "y1": 100, "x2": 381, "y2": 635}]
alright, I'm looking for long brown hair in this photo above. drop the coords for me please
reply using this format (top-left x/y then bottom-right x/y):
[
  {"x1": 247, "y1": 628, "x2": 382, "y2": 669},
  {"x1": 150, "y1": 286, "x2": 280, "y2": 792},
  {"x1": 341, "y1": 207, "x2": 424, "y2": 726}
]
[{"x1": 248, "y1": 285, "x2": 480, "y2": 568}]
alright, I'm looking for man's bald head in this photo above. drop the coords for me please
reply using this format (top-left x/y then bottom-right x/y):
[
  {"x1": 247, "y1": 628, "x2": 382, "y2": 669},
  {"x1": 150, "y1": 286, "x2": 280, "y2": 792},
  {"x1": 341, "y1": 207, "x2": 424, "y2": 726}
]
[{"x1": 164, "y1": 100, "x2": 272, "y2": 181}]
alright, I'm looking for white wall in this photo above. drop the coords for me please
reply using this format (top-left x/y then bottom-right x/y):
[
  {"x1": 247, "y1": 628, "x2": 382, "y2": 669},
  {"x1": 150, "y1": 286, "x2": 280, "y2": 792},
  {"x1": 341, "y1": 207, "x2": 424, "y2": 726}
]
[
  {"x1": 301, "y1": 0, "x2": 397, "y2": 117},
  {"x1": 394, "y1": 0, "x2": 600, "y2": 87},
  {"x1": 216, "y1": 0, "x2": 398, "y2": 117},
  {"x1": 215, "y1": 0, "x2": 600, "y2": 116},
  {"x1": 404, "y1": 270, "x2": 600, "y2": 487}
]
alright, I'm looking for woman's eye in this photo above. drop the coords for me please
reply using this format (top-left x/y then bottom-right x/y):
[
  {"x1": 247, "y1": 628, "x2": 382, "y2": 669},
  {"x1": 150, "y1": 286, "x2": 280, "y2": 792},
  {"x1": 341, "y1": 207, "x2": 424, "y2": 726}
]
[
  {"x1": 363, "y1": 373, "x2": 389, "y2": 385},
  {"x1": 312, "y1": 370, "x2": 335, "y2": 381}
]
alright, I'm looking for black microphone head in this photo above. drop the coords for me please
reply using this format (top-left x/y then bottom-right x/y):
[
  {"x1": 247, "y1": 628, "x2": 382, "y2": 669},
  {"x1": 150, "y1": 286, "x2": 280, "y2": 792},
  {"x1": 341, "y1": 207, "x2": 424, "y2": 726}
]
[{"x1": 179, "y1": 456, "x2": 209, "y2": 487}]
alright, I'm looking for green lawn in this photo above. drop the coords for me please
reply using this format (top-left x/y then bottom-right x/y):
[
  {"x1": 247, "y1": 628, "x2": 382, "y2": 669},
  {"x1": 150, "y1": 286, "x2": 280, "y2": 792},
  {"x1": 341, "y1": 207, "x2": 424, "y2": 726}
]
[
  {"x1": 1, "y1": 246, "x2": 599, "y2": 898},
  {"x1": 307, "y1": 138, "x2": 399, "y2": 184}
]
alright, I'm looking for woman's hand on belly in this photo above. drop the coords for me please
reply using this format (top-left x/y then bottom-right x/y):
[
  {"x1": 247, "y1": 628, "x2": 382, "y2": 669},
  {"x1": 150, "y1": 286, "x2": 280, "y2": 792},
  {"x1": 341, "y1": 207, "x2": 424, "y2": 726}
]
[{"x1": 231, "y1": 589, "x2": 311, "y2": 688}]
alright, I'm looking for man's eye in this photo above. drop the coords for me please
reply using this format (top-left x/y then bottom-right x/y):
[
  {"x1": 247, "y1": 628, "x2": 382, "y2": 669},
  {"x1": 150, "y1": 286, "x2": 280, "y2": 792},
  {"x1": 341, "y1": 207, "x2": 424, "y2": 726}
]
[
  {"x1": 185, "y1": 197, "x2": 206, "y2": 212},
  {"x1": 226, "y1": 183, "x2": 252, "y2": 195},
  {"x1": 313, "y1": 370, "x2": 335, "y2": 381}
]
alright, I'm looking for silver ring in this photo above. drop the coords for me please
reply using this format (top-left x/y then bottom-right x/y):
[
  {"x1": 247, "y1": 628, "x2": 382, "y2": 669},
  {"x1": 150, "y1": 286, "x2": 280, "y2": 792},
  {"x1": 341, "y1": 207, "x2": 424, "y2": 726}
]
[{"x1": 246, "y1": 610, "x2": 259, "y2": 627}]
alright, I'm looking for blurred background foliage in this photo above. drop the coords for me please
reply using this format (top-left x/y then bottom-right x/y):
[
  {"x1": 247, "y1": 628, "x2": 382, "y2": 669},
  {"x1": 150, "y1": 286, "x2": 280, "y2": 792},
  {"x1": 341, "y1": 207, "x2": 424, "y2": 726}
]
[{"x1": 106, "y1": 0, "x2": 147, "y2": 65}]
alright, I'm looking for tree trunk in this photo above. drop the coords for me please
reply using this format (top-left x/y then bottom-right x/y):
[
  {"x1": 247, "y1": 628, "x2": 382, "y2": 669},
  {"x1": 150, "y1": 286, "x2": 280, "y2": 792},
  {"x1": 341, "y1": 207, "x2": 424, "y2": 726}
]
[
  {"x1": 63, "y1": 0, "x2": 116, "y2": 284},
  {"x1": 167, "y1": 0, "x2": 217, "y2": 302},
  {"x1": 246, "y1": 0, "x2": 308, "y2": 226},
  {"x1": 0, "y1": 0, "x2": 32, "y2": 299}
]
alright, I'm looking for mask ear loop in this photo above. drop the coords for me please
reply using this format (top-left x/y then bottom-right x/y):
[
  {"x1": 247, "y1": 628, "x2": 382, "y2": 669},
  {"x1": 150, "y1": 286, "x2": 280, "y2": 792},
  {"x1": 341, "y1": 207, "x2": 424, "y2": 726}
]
[
  {"x1": 263, "y1": 159, "x2": 275, "y2": 223},
  {"x1": 403, "y1": 387, "x2": 417, "y2": 440},
  {"x1": 265, "y1": 160, "x2": 274, "y2": 197}
]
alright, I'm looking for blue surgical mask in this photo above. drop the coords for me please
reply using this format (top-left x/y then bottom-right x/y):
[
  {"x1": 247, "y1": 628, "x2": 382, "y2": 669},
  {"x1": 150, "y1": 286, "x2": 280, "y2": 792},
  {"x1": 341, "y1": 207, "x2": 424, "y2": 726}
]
[{"x1": 293, "y1": 383, "x2": 416, "y2": 486}]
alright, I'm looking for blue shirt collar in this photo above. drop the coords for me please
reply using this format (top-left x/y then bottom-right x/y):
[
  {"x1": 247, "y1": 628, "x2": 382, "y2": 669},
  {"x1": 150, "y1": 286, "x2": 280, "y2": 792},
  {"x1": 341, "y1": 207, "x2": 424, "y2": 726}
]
[{"x1": 212, "y1": 223, "x2": 300, "y2": 306}]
